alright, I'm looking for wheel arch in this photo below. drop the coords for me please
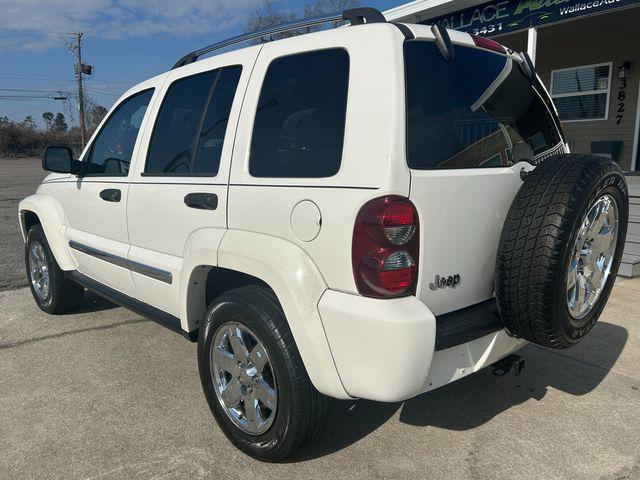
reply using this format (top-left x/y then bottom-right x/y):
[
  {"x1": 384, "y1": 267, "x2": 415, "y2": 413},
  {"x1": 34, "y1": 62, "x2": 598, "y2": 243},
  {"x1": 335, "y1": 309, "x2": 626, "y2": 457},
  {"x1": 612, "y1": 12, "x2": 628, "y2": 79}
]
[
  {"x1": 18, "y1": 195, "x2": 76, "y2": 271},
  {"x1": 182, "y1": 265, "x2": 269, "y2": 333},
  {"x1": 181, "y1": 229, "x2": 349, "y2": 400}
]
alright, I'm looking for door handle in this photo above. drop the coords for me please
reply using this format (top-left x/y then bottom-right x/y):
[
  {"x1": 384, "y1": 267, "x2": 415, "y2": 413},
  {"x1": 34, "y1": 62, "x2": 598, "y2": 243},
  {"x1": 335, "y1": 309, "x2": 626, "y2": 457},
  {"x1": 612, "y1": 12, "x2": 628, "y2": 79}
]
[
  {"x1": 184, "y1": 192, "x2": 218, "y2": 210},
  {"x1": 99, "y1": 189, "x2": 121, "y2": 202}
]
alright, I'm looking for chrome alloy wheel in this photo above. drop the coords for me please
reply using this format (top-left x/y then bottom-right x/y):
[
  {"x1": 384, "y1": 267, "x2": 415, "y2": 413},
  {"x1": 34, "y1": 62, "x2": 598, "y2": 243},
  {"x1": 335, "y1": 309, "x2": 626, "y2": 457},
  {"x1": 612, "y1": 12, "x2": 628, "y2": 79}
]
[
  {"x1": 567, "y1": 194, "x2": 619, "y2": 319},
  {"x1": 29, "y1": 241, "x2": 50, "y2": 301},
  {"x1": 210, "y1": 322, "x2": 277, "y2": 435}
]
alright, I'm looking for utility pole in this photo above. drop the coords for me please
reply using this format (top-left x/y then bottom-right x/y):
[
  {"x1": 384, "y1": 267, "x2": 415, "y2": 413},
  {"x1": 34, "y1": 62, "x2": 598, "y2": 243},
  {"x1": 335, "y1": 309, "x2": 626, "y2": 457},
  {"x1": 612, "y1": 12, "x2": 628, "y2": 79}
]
[
  {"x1": 63, "y1": 32, "x2": 91, "y2": 148},
  {"x1": 75, "y1": 32, "x2": 86, "y2": 147}
]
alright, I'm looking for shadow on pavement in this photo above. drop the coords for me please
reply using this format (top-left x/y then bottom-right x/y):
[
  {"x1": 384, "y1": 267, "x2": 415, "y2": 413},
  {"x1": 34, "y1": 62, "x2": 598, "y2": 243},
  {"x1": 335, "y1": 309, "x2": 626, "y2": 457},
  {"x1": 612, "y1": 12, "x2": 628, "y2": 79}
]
[
  {"x1": 62, "y1": 290, "x2": 118, "y2": 315},
  {"x1": 300, "y1": 321, "x2": 627, "y2": 460}
]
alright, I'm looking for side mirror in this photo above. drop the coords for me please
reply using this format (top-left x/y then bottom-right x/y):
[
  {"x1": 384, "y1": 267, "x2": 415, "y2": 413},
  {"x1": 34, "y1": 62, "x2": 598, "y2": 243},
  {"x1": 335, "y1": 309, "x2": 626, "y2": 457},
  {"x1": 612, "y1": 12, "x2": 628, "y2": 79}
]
[{"x1": 42, "y1": 146, "x2": 82, "y2": 175}]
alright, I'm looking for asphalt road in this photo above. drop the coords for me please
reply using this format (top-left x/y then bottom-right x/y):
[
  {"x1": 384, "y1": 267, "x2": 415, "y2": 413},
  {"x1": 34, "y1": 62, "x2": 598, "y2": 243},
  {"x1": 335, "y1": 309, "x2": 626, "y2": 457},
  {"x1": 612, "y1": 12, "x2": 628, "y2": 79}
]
[
  {"x1": 1, "y1": 157, "x2": 639, "y2": 479},
  {"x1": 0, "y1": 157, "x2": 47, "y2": 290}
]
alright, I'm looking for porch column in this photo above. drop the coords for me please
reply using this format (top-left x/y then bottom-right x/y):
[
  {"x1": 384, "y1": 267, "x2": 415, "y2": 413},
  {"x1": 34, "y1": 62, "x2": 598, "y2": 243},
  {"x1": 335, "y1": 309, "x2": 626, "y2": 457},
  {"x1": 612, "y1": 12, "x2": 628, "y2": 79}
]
[{"x1": 527, "y1": 27, "x2": 538, "y2": 64}]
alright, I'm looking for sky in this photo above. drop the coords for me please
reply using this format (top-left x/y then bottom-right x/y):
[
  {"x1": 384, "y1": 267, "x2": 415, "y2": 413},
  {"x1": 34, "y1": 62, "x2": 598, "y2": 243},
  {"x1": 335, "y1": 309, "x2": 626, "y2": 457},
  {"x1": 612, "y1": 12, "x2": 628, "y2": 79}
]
[{"x1": 0, "y1": 0, "x2": 403, "y2": 127}]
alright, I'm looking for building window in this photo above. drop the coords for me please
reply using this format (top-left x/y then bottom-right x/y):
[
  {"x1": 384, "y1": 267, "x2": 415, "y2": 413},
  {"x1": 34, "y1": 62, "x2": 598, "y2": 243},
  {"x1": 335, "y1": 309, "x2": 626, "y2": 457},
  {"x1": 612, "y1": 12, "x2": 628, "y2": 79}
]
[{"x1": 550, "y1": 63, "x2": 612, "y2": 122}]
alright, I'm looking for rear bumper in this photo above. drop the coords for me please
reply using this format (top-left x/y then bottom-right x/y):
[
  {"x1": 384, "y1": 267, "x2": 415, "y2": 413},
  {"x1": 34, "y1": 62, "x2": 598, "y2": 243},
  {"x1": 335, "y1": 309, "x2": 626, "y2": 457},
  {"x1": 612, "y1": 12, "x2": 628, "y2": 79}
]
[{"x1": 318, "y1": 290, "x2": 526, "y2": 402}]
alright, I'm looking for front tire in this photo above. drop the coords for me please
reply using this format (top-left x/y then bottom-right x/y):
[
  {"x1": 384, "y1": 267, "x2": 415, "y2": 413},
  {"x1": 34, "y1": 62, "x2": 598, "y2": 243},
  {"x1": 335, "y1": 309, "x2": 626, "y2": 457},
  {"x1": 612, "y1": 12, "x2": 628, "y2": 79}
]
[
  {"x1": 25, "y1": 224, "x2": 84, "y2": 314},
  {"x1": 198, "y1": 285, "x2": 328, "y2": 461}
]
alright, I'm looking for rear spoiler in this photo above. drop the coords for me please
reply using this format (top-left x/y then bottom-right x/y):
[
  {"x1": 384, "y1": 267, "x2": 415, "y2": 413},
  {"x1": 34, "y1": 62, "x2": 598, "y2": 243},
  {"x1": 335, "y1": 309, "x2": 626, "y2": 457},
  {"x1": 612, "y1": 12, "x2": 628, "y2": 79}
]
[
  {"x1": 519, "y1": 51, "x2": 536, "y2": 82},
  {"x1": 431, "y1": 23, "x2": 536, "y2": 82}
]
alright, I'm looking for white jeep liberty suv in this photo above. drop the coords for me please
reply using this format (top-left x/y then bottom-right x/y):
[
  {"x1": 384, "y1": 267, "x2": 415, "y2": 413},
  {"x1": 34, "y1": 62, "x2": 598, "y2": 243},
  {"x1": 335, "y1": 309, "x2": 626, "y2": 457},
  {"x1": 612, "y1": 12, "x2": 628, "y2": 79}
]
[{"x1": 19, "y1": 8, "x2": 628, "y2": 461}]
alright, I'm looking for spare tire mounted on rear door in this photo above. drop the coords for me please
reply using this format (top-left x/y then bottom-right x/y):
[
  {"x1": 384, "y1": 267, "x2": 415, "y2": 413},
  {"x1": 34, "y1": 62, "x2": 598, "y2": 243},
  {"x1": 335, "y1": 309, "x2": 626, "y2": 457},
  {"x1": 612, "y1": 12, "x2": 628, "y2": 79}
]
[{"x1": 495, "y1": 154, "x2": 629, "y2": 349}]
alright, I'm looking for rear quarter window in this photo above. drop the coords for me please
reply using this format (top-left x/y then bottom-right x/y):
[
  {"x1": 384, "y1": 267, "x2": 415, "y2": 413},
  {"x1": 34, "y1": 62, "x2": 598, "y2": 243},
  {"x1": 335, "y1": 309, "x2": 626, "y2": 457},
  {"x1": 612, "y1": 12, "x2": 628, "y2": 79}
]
[{"x1": 249, "y1": 48, "x2": 349, "y2": 178}]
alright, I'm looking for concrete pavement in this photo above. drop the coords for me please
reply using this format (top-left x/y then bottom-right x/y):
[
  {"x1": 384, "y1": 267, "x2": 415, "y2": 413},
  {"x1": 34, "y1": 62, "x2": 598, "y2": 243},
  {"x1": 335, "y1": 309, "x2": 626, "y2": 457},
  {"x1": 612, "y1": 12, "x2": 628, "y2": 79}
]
[
  {"x1": 0, "y1": 157, "x2": 47, "y2": 291},
  {"x1": 1, "y1": 157, "x2": 639, "y2": 479},
  {"x1": 1, "y1": 278, "x2": 639, "y2": 479}
]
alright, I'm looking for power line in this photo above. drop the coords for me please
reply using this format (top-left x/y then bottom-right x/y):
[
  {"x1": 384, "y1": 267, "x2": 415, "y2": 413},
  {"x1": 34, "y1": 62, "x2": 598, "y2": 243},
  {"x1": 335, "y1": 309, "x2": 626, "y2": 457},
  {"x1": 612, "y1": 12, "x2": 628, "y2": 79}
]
[
  {"x1": 0, "y1": 96, "x2": 56, "y2": 100},
  {"x1": 0, "y1": 28, "x2": 73, "y2": 35},
  {"x1": 0, "y1": 75, "x2": 76, "y2": 82},
  {"x1": 0, "y1": 88, "x2": 72, "y2": 93}
]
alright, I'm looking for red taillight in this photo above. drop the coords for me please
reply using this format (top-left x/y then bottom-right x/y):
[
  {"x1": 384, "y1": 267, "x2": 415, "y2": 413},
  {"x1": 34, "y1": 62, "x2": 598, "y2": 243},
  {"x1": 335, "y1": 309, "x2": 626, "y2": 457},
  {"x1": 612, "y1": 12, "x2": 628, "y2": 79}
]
[
  {"x1": 470, "y1": 34, "x2": 506, "y2": 54},
  {"x1": 352, "y1": 196, "x2": 419, "y2": 298}
]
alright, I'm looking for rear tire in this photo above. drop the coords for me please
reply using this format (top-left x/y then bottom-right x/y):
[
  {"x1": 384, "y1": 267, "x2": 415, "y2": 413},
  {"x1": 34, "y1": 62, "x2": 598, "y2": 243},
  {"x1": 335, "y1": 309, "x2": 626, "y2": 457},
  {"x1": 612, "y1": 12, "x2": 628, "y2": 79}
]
[
  {"x1": 495, "y1": 154, "x2": 628, "y2": 349},
  {"x1": 198, "y1": 285, "x2": 328, "y2": 461},
  {"x1": 25, "y1": 224, "x2": 84, "y2": 314}
]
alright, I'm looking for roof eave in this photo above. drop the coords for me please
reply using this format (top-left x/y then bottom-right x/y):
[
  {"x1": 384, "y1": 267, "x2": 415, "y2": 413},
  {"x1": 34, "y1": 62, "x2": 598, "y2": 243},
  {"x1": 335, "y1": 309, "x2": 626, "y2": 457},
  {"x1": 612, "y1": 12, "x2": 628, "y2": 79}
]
[{"x1": 384, "y1": 0, "x2": 488, "y2": 23}]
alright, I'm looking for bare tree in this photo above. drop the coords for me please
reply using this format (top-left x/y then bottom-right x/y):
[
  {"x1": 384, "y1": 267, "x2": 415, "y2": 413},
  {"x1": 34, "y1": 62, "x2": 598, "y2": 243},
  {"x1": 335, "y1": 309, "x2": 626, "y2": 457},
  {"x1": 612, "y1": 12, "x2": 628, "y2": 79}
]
[
  {"x1": 303, "y1": 0, "x2": 361, "y2": 18},
  {"x1": 90, "y1": 105, "x2": 108, "y2": 129},
  {"x1": 246, "y1": 0, "x2": 360, "y2": 41},
  {"x1": 52, "y1": 113, "x2": 68, "y2": 132},
  {"x1": 21, "y1": 115, "x2": 37, "y2": 130},
  {"x1": 42, "y1": 112, "x2": 54, "y2": 130},
  {"x1": 247, "y1": 0, "x2": 296, "y2": 41}
]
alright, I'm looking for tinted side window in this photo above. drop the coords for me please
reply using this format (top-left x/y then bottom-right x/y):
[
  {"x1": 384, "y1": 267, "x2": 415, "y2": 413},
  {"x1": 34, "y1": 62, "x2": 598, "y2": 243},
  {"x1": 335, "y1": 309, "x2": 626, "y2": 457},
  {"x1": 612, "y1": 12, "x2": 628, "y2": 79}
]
[
  {"x1": 249, "y1": 49, "x2": 349, "y2": 178},
  {"x1": 145, "y1": 66, "x2": 242, "y2": 176},
  {"x1": 193, "y1": 66, "x2": 242, "y2": 174},
  {"x1": 86, "y1": 89, "x2": 153, "y2": 176},
  {"x1": 146, "y1": 72, "x2": 215, "y2": 174}
]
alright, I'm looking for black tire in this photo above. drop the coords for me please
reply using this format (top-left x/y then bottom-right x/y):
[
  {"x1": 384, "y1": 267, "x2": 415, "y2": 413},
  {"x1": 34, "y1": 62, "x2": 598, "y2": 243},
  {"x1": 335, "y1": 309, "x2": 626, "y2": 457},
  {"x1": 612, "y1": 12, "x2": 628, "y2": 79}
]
[
  {"x1": 495, "y1": 154, "x2": 628, "y2": 349},
  {"x1": 198, "y1": 285, "x2": 329, "y2": 461},
  {"x1": 25, "y1": 224, "x2": 84, "y2": 314}
]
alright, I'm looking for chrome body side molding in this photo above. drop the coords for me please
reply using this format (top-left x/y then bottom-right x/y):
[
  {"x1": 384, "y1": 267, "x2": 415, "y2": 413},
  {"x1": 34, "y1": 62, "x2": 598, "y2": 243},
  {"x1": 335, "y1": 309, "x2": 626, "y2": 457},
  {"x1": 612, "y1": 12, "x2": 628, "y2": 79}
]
[{"x1": 69, "y1": 240, "x2": 173, "y2": 284}]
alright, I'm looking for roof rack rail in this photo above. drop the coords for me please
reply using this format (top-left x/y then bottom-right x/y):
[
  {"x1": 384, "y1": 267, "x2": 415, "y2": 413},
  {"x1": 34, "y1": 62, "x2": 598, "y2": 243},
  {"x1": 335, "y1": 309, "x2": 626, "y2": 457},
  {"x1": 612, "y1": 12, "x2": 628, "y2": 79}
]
[{"x1": 172, "y1": 7, "x2": 386, "y2": 69}]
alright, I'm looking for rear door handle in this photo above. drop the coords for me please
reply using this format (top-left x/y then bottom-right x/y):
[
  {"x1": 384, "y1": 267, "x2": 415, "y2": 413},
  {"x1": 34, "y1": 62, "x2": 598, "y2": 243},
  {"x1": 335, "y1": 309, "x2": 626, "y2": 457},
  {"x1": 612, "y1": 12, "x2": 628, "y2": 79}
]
[
  {"x1": 99, "y1": 189, "x2": 121, "y2": 202},
  {"x1": 184, "y1": 192, "x2": 218, "y2": 210}
]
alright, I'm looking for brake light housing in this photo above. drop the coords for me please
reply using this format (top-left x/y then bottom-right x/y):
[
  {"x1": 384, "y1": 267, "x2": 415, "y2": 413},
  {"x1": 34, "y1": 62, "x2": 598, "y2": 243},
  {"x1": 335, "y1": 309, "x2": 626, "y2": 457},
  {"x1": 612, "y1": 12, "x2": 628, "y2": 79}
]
[
  {"x1": 470, "y1": 34, "x2": 506, "y2": 54},
  {"x1": 352, "y1": 196, "x2": 419, "y2": 298}
]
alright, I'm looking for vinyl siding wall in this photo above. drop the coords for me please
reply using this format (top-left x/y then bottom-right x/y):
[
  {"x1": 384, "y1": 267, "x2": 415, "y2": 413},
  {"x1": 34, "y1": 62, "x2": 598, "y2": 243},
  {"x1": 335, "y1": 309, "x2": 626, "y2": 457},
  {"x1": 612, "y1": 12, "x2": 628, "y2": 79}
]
[{"x1": 497, "y1": 7, "x2": 640, "y2": 171}]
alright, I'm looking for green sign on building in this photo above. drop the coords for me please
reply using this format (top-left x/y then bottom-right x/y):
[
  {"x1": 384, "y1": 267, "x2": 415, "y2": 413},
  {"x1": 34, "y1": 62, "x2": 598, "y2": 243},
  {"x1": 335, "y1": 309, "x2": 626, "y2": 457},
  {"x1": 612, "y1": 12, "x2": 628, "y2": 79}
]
[{"x1": 425, "y1": 0, "x2": 638, "y2": 36}]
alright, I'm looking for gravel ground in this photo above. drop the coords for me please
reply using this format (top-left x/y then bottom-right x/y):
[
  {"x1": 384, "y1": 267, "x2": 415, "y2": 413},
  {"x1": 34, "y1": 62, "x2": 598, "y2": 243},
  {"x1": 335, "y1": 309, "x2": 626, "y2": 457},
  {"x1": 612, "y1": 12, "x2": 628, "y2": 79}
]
[{"x1": 0, "y1": 157, "x2": 47, "y2": 290}]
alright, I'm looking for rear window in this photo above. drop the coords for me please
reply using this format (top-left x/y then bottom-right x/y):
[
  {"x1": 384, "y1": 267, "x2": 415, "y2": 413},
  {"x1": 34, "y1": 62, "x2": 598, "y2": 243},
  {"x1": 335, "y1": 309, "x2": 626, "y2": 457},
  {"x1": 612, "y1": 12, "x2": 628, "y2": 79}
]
[
  {"x1": 249, "y1": 49, "x2": 349, "y2": 178},
  {"x1": 404, "y1": 41, "x2": 562, "y2": 170}
]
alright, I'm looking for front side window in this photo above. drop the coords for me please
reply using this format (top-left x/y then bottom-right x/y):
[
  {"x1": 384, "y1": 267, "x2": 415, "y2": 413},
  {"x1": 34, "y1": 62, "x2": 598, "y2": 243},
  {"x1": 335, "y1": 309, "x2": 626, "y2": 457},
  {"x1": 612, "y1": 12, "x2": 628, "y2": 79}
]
[
  {"x1": 86, "y1": 89, "x2": 153, "y2": 175},
  {"x1": 551, "y1": 63, "x2": 611, "y2": 121},
  {"x1": 145, "y1": 66, "x2": 242, "y2": 175},
  {"x1": 405, "y1": 41, "x2": 562, "y2": 170},
  {"x1": 249, "y1": 49, "x2": 349, "y2": 178}
]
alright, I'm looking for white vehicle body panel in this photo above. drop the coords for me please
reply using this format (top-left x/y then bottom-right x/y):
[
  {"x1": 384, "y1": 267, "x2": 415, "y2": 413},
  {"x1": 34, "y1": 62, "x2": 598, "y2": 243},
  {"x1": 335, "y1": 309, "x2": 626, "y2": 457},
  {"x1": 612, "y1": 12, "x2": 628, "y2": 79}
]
[
  {"x1": 410, "y1": 164, "x2": 533, "y2": 315},
  {"x1": 126, "y1": 47, "x2": 261, "y2": 317},
  {"x1": 228, "y1": 24, "x2": 411, "y2": 294},
  {"x1": 61, "y1": 76, "x2": 165, "y2": 296},
  {"x1": 217, "y1": 229, "x2": 349, "y2": 399},
  {"x1": 18, "y1": 21, "x2": 566, "y2": 403},
  {"x1": 19, "y1": 175, "x2": 76, "y2": 271}
]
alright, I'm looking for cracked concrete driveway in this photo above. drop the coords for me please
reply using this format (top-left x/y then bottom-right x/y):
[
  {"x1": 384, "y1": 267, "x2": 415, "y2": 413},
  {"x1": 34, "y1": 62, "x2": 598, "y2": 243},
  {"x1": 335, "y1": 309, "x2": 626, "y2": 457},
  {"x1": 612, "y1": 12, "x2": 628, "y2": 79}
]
[{"x1": 1, "y1": 278, "x2": 639, "y2": 479}]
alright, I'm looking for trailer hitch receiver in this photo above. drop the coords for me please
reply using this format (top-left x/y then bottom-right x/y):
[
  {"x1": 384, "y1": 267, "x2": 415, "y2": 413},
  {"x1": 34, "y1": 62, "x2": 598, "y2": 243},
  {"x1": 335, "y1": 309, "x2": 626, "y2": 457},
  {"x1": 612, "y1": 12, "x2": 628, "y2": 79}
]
[{"x1": 492, "y1": 354, "x2": 525, "y2": 377}]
